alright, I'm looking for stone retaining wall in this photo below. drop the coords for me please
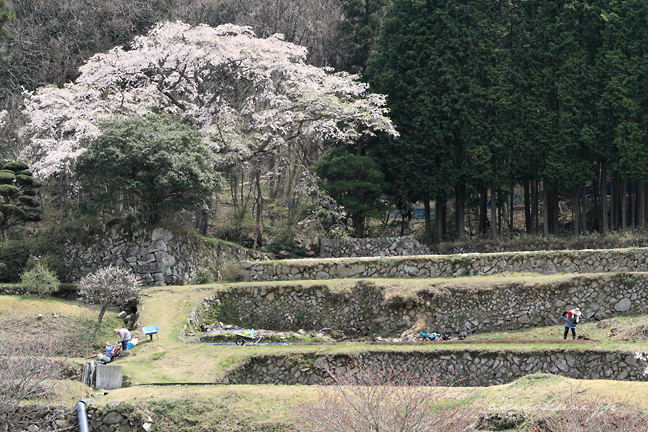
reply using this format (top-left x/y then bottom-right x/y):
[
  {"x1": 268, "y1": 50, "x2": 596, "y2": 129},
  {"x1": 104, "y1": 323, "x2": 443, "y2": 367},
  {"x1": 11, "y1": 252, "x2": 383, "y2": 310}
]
[
  {"x1": 60, "y1": 227, "x2": 266, "y2": 286},
  {"x1": 224, "y1": 350, "x2": 648, "y2": 386},
  {"x1": 320, "y1": 236, "x2": 430, "y2": 258},
  {"x1": 431, "y1": 237, "x2": 648, "y2": 255},
  {"x1": 191, "y1": 273, "x2": 648, "y2": 336},
  {"x1": 0, "y1": 401, "x2": 149, "y2": 432},
  {"x1": 241, "y1": 248, "x2": 648, "y2": 282}
]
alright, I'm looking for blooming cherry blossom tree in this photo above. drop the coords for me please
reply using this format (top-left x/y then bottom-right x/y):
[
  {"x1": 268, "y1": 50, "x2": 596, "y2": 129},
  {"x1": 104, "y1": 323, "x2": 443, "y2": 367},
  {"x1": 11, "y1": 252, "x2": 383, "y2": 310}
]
[
  {"x1": 21, "y1": 21, "x2": 397, "y2": 180},
  {"x1": 79, "y1": 266, "x2": 140, "y2": 326}
]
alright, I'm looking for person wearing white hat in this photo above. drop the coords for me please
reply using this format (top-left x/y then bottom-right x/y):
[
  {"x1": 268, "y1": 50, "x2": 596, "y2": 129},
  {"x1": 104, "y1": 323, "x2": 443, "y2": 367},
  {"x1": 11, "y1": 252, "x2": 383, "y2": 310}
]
[
  {"x1": 562, "y1": 307, "x2": 581, "y2": 339},
  {"x1": 113, "y1": 328, "x2": 131, "y2": 351}
]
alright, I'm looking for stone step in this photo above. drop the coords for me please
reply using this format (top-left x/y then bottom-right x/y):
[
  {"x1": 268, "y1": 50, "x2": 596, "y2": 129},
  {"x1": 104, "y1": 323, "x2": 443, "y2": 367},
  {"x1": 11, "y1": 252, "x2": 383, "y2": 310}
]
[{"x1": 241, "y1": 247, "x2": 648, "y2": 282}]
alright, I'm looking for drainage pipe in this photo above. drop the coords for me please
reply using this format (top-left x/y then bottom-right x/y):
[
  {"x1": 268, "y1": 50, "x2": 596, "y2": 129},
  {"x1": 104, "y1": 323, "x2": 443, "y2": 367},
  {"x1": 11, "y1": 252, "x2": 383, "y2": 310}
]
[{"x1": 76, "y1": 401, "x2": 89, "y2": 432}]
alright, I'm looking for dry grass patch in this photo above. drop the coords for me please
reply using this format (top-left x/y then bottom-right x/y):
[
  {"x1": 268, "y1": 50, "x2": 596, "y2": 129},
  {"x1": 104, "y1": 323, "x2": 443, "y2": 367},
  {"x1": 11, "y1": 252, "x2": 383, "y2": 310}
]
[
  {"x1": 475, "y1": 373, "x2": 648, "y2": 416},
  {"x1": 0, "y1": 295, "x2": 123, "y2": 356},
  {"x1": 83, "y1": 375, "x2": 648, "y2": 431}
]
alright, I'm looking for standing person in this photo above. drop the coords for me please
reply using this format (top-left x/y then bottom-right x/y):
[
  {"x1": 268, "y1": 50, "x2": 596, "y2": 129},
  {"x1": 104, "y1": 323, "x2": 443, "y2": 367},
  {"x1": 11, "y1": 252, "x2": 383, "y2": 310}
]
[
  {"x1": 562, "y1": 308, "x2": 581, "y2": 339},
  {"x1": 114, "y1": 328, "x2": 131, "y2": 351}
]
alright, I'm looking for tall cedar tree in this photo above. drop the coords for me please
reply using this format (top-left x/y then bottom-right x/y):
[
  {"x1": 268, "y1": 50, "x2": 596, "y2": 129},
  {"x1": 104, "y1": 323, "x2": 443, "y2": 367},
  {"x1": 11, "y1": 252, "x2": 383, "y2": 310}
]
[
  {"x1": 313, "y1": 146, "x2": 387, "y2": 238},
  {"x1": 367, "y1": 0, "x2": 496, "y2": 240}
]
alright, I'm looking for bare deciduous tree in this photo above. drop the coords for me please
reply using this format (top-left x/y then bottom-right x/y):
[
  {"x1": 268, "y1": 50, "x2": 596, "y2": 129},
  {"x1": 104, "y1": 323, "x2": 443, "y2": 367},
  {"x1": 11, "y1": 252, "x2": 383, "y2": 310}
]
[
  {"x1": 0, "y1": 336, "x2": 67, "y2": 431},
  {"x1": 79, "y1": 266, "x2": 140, "y2": 325},
  {"x1": 294, "y1": 358, "x2": 476, "y2": 432}
]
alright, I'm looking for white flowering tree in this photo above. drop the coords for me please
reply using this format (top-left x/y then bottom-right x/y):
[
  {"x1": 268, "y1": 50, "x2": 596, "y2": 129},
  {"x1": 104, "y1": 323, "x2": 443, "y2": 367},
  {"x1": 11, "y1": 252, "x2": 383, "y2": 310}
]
[
  {"x1": 79, "y1": 267, "x2": 140, "y2": 326},
  {"x1": 20, "y1": 21, "x2": 396, "y2": 239},
  {"x1": 21, "y1": 21, "x2": 396, "y2": 178}
]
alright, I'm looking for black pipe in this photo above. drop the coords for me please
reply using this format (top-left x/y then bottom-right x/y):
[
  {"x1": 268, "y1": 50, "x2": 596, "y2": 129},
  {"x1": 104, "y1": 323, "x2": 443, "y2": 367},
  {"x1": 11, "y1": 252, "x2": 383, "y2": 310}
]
[{"x1": 76, "y1": 401, "x2": 89, "y2": 432}]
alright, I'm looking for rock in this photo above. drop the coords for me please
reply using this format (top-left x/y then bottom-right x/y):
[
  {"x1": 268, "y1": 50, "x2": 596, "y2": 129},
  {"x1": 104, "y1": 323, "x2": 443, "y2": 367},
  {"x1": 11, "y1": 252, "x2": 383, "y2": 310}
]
[
  {"x1": 117, "y1": 311, "x2": 127, "y2": 319},
  {"x1": 478, "y1": 411, "x2": 525, "y2": 431},
  {"x1": 36, "y1": 314, "x2": 42, "y2": 320},
  {"x1": 103, "y1": 412, "x2": 124, "y2": 425},
  {"x1": 615, "y1": 298, "x2": 631, "y2": 312},
  {"x1": 596, "y1": 319, "x2": 612, "y2": 329}
]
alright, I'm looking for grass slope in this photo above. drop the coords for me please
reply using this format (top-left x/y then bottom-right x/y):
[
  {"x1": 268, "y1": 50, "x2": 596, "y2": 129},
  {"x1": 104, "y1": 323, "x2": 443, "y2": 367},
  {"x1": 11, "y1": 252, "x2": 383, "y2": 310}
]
[{"x1": 5, "y1": 276, "x2": 648, "y2": 430}]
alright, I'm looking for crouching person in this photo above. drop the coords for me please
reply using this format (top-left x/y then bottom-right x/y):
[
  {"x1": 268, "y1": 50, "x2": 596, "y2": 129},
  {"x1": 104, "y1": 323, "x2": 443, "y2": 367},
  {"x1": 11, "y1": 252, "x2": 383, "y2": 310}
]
[{"x1": 113, "y1": 328, "x2": 131, "y2": 351}]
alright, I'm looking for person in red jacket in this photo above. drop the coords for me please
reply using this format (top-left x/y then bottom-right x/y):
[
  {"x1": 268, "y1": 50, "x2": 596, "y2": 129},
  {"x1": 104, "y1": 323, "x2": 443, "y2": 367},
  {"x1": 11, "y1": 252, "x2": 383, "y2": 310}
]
[{"x1": 562, "y1": 308, "x2": 581, "y2": 339}]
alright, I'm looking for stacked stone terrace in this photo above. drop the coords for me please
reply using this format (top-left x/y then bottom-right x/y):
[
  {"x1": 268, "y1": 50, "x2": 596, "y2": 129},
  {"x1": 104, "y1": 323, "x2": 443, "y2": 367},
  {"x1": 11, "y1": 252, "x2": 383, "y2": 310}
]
[
  {"x1": 193, "y1": 274, "x2": 648, "y2": 337},
  {"x1": 206, "y1": 246, "x2": 648, "y2": 385},
  {"x1": 241, "y1": 247, "x2": 648, "y2": 281},
  {"x1": 226, "y1": 350, "x2": 646, "y2": 386}
]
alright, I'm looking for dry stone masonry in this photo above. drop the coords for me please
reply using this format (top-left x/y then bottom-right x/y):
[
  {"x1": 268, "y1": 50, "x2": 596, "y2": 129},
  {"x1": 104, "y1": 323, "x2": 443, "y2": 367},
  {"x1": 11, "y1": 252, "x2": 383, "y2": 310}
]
[
  {"x1": 224, "y1": 350, "x2": 648, "y2": 386},
  {"x1": 190, "y1": 273, "x2": 648, "y2": 336},
  {"x1": 0, "y1": 401, "x2": 149, "y2": 432},
  {"x1": 60, "y1": 227, "x2": 265, "y2": 286},
  {"x1": 241, "y1": 247, "x2": 648, "y2": 281},
  {"x1": 320, "y1": 236, "x2": 430, "y2": 258}
]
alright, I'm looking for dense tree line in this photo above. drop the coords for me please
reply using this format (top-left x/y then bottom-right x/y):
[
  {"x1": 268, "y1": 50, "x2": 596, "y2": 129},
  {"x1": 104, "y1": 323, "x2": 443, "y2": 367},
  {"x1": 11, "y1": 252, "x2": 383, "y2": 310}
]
[
  {"x1": 5, "y1": 0, "x2": 648, "y2": 247},
  {"x1": 358, "y1": 0, "x2": 648, "y2": 242}
]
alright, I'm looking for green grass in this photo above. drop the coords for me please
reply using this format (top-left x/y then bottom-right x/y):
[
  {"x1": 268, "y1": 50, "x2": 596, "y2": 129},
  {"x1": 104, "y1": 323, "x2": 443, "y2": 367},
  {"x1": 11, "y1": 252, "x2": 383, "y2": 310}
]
[{"x1": 7, "y1": 277, "x2": 648, "y2": 431}]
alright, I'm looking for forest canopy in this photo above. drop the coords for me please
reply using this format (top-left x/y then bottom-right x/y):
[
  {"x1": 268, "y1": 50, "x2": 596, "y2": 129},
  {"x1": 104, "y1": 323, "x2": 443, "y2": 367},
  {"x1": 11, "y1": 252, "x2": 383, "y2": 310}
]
[{"x1": 1, "y1": 0, "x2": 648, "y2": 246}]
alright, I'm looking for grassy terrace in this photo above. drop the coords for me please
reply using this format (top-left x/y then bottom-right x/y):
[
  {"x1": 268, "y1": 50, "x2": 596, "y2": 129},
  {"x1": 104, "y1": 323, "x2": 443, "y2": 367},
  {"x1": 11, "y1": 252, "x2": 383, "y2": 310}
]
[
  {"x1": 5, "y1": 273, "x2": 648, "y2": 430},
  {"x1": 4, "y1": 274, "x2": 647, "y2": 385},
  {"x1": 212, "y1": 271, "x2": 643, "y2": 302},
  {"x1": 111, "y1": 280, "x2": 645, "y2": 385},
  {"x1": 87, "y1": 374, "x2": 648, "y2": 430},
  {"x1": 256, "y1": 246, "x2": 648, "y2": 265}
]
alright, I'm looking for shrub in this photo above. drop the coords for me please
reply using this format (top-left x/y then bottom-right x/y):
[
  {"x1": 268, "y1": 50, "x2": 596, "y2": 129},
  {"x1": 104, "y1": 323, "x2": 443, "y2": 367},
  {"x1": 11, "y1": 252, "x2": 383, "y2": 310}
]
[
  {"x1": 294, "y1": 358, "x2": 475, "y2": 432},
  {"x1": 0, "y1": 240, "x2": 29, "y2": 282},
  {"x1": 0, "y1": 335, "x2": 67, "y2": 421},
  {"x1": 20, "y1": 262, "x2": 60, "y2": 297},
  {"x1": 79, "y1": 267, "x2": 140, "y2": 325},
  {"x1": 193, "y1": 271, "x2": 212, "y2": 284},
  {"x1": 55, "y1": 283, "x2": 78, "y2": 299},
  {"x1": 25, "y1": 253, "x2": 66, "y2": 281},
  {"x1": 219, "y1": 259, "x2": 241, "y2": 282}
]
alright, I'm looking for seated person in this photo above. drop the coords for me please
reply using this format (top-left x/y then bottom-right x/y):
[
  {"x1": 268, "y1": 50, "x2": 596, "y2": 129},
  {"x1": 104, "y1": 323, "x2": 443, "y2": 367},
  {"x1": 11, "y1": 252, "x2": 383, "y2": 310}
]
[{"x1": 96, "y1": 343, "x2": 119, "y2": 364}]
